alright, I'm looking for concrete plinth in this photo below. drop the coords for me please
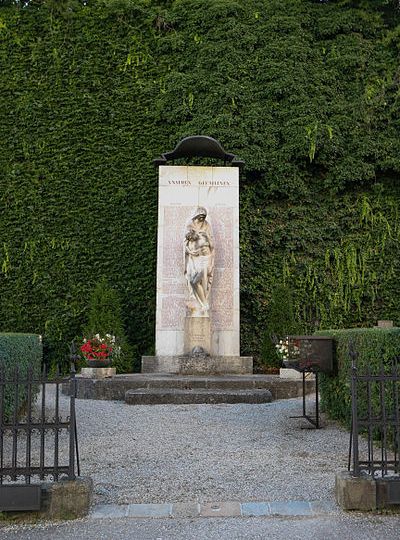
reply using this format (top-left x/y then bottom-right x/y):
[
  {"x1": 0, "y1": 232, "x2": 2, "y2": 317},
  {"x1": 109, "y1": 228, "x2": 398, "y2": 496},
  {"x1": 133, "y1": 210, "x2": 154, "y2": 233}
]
[
  {"x1": 335, "y1": 471, "x2": 376, "y2": 511},
  {"x1": 280, "y1": 368, "x2": 302, "y2": 380},
  {"x1": 0, "y1": 477, "x2": 93, "y2": 522},
  {"x1": 141, "y1": 355, "x2": 253, "y2": 375},
  {"x1": 41, "y1": 477, "x2": 93, "y2": 520},
  {"x1": 336, "y1": 471, "x2": 400, "y2": 511},
  {"x1": 279, "y1": 368, "x2": 315, "y2": 380},
  {"x1": 80, "y1": 367, "x2": 116, "y2": 379}
]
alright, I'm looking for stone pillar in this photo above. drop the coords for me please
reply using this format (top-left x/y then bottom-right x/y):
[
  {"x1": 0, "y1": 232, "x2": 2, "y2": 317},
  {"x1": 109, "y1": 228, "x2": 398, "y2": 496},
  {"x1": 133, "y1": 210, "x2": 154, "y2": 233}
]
[{"x1": 142, "y1": 165, "x2": 252, "y2": 375}]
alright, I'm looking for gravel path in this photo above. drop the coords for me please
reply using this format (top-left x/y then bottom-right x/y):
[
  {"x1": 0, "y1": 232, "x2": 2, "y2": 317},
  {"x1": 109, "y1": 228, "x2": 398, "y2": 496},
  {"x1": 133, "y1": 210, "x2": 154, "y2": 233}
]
[
  {"x1": 64, "y1": 391, "x2": 349, "y2": 505},
  {"x1": 3, "y1": 390, "x2": 400, "y2": 539}
]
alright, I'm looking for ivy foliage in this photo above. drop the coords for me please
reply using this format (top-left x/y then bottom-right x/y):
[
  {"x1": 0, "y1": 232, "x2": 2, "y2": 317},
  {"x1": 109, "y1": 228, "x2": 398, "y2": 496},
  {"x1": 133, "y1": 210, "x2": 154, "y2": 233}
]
[
  {"x1": 261, "y1": 283, "x2": 300, "y2": 369},
  {"x1": 0, "y1": 0, "x2": 400, "y2": 370}
]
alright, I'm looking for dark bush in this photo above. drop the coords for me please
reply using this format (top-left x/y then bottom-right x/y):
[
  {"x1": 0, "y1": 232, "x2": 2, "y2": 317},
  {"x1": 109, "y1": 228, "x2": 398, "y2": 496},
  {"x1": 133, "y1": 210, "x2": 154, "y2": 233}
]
[{"x1": 0, "y1": 333, "x2": 43, "y2": 420}]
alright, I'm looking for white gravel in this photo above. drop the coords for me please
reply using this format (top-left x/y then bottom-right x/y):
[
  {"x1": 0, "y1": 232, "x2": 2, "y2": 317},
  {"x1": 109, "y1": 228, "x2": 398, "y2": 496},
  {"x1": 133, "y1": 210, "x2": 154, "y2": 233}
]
[
  {"x1": 44, "y1": 390, "x2": 351, "y2": 506},
  {"x1": 2, "y1": 390, "x2": 400, "y2": 539},
  {"x1": 2, "y1": 387, "x2": 352, "y2": 505}
]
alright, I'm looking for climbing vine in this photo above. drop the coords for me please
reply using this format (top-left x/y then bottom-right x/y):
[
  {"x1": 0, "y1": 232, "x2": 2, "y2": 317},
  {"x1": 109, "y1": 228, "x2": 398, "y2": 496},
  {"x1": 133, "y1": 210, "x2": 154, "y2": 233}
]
[{"x1": 0, "y1": 0, "x2": 400, "y2": 370}]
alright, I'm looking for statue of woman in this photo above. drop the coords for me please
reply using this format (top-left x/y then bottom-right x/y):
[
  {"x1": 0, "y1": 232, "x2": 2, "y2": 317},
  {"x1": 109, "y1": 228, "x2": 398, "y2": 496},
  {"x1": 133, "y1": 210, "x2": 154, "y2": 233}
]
[{"x1": 184, "y1": 207, "x2": 214, "y2": 314}]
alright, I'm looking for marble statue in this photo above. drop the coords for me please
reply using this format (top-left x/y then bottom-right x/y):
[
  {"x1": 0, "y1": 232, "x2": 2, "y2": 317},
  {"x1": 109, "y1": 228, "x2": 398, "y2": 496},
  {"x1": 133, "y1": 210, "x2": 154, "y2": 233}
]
[{"x1": 184, "y1": 207, "x2": 214, "y2": 314}]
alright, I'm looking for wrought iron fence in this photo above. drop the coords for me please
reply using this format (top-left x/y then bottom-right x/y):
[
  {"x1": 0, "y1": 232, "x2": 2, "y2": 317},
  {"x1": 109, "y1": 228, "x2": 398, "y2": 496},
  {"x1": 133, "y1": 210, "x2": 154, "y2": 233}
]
[
  {"x1": 0, "y1": 363, "x2": 79, "y2": 488},
  {"x1": 349, "y1": 352, "x2": 400, "y2": 478}
]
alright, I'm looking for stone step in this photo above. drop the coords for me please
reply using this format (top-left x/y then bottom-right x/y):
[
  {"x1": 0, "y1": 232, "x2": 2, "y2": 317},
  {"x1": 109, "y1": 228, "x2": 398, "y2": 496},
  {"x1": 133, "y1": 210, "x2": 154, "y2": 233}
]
[
  {"x1": 63, "y1": 373, "x2": 315, "y2": 401},
  {"x1": 124, "y1": 388, "x2": 273, "y2": 405},
  {"x1": 120, "y1": 374, "x2": 274, "y2": 389}
]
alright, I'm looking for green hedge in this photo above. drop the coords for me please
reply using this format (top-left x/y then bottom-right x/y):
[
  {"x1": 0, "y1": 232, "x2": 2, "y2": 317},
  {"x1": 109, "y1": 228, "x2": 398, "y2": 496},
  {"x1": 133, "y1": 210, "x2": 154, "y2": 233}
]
[
  {"x1": 317, "y1": 328, "x2": 400, "y2": 426},
  {"x1": 1, "y1": 1, "x2": 400, "y2": 370},
  {"x1": 0, "y1": 333, "x2": 43, "y2": 420}
]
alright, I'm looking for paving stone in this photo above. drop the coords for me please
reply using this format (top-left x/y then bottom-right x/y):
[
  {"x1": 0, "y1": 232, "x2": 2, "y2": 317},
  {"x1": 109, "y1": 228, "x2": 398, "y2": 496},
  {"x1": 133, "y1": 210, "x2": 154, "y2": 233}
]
[
  {"x1": 310, "y1": 500, "x2": 339, "y2": 515},
  {"x1": 199, "y1": 501, "x2": 241, "y2": 517},
  {"x1": 269, "y1": 501, "x2": 313, "y2": 516},
  {"x1": 172, "y1": 502, "x2": 201, "y2": 518},
  {"x1": 83, "y1": 500, "x2": 338, "y2": 521},
  {"x1": 127, "y1": 503, "x2": 172, "y2": 518},
  {"x1": 91, "y1": 504, "x2": 128, "y2": 518},
  {"x1": 241, "y1": 502, "x2": 271, "y2": 516}
]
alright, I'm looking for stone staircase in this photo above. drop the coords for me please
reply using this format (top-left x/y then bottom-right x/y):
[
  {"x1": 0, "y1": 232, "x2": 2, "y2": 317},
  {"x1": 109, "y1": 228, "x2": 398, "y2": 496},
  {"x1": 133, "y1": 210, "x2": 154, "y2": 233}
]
[{"x1": 64, "y1": 373, "x2": 315, "y2": 405}]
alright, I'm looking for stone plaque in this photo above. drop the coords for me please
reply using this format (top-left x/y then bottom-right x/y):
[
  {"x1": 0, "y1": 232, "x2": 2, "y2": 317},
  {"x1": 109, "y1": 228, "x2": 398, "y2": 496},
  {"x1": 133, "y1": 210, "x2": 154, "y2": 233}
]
[{"x1": 184, "y1": 317, "x2": 211, "y2": 355}]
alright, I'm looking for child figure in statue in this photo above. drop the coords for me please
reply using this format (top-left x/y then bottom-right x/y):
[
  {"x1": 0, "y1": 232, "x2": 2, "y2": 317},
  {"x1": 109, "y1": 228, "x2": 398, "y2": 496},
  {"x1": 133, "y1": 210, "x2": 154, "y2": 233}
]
[{"x1": 184, "y1": 207, "x2": 214, "y2": 315}]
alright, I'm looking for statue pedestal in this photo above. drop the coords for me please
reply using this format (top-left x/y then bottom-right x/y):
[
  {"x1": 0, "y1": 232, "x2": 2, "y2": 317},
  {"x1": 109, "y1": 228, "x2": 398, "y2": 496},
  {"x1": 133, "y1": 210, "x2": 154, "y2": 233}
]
[
  {"x1": 141, "y1": 355, "x2": 253, "y2": 375},
  {"x1": 184, "y1": 316, "x2": 211, "y2": 355},
  {"x1": 80, "y1": 367, "x2": 116, "y2": 379}
]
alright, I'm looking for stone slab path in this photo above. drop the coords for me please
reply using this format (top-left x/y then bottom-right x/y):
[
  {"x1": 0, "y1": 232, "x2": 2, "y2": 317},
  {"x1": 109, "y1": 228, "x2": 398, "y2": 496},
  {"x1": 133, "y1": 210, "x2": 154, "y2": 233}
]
[{"x1": 91, "y1": 499, "x2": 336, "y2": 519}]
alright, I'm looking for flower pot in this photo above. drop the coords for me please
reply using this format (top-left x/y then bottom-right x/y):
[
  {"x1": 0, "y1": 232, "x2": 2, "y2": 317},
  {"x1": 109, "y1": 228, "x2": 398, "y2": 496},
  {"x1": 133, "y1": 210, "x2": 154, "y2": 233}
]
[{"x1": 86, "y1": 359, "x2": 111, "y2": 368}]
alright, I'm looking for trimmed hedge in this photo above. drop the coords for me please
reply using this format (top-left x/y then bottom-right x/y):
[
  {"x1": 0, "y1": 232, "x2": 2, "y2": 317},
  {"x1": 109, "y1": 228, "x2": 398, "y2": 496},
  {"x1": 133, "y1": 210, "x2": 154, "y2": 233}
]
[
  {"x1": 317, "y1": 328, "x2": 400, "y2": 426},
  {"x1": 0, "y1": 333, "x2": 43, "y2": 420}
]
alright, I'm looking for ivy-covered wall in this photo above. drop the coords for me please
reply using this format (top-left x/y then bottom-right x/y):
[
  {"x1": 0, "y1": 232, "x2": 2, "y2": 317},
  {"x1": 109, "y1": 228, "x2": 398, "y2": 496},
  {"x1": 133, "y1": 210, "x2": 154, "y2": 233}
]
[{"x1": 1, "y1": 0, "x2": 400, "y2": 369}]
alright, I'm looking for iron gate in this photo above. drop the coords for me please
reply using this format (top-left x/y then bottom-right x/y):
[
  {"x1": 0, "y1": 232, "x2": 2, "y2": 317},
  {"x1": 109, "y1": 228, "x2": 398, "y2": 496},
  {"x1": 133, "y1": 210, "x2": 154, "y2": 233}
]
[
  {"x1": 0, "y1": 363, "x2": 79, "y2": 511},
  {"x1": 349, "y1": 350, "x2": 400, "y2": 504}
]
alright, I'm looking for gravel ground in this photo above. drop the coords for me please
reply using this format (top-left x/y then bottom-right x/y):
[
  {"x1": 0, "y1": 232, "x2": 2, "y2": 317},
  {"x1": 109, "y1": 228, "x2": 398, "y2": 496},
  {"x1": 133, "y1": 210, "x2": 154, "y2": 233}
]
[
  {"x1": 1, "y1": 514, "x2": 400, "y2": 540},
  {"x1": 11, "y1": 388, "x2": 350, "y2": 506},
  {"x1": 2, "y1": 390, "x2": 400, "y2": 539}
]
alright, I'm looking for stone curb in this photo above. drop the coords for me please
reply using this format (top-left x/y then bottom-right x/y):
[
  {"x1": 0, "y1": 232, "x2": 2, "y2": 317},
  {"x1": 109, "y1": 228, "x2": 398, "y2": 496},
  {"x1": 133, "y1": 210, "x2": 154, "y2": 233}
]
[{"x1": 90, "y1": 500, "x2": 337, "y2": 520}]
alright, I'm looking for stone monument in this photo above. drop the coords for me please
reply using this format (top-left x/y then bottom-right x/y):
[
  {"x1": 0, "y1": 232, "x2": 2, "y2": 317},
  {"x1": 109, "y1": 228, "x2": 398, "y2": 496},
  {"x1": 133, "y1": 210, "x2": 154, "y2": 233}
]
[{"x1": 142, "y1": 136, "x2": 252, "y2": 375}]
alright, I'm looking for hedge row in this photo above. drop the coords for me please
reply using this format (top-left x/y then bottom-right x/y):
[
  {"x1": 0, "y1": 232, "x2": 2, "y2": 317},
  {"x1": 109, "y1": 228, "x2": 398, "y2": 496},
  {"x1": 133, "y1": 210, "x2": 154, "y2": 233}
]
[
  {"x1": 0, "y1": 333, "x2": 43, "y2": 420},
  {"x1": 318, "y1": 328, "x2": 400, "y2": 425}
]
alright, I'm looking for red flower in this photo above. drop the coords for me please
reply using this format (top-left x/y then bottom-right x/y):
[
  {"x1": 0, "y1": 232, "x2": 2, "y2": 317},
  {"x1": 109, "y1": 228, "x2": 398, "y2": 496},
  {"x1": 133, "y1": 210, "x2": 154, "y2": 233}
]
[{"x1": 80, "y1": 335, "x2": 113, "y2": 363}]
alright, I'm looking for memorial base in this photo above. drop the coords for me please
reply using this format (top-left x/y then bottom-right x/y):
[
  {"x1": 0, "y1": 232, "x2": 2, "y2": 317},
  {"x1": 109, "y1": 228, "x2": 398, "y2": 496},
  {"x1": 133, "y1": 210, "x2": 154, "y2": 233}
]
[{"x1": 142, "y1": 355, "x2": 253, "y2": 375}]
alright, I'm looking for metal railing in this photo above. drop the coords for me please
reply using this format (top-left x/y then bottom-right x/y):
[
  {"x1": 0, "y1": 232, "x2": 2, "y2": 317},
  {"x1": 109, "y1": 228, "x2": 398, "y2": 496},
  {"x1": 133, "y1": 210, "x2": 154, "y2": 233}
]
[
  {"x1": 349, "y1": 352, "x2": 400, "y2": 477},
  {"x1": 0, "y1": 364, "x2": 79, "y2": 486}
]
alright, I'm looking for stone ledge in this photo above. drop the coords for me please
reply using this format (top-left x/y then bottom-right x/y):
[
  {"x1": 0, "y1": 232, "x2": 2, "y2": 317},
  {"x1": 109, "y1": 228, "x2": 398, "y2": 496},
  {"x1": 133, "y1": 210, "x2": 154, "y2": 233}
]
[
  {"x1": 62, "y1": 374, "x2": 315, "y2": 401},
  {"x1": 125, "y1": 388, "x2": 272, "y2": 405},
  {"x1": 142, "y1": 355, "x2": 253, "y2": 375}
]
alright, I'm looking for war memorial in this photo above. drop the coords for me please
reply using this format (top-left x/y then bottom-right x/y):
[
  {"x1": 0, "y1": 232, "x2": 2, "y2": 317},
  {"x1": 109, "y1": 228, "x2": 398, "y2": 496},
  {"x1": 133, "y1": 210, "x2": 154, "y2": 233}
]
[{"x1": 71, "y1": 137, "x2": 312, "y2": 404}]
